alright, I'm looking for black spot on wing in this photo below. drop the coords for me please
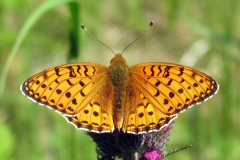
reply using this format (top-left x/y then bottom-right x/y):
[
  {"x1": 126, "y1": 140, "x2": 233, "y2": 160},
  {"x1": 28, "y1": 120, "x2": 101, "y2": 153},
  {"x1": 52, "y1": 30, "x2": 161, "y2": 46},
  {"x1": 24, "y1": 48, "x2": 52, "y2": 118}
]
[
  {"x1": 178, "y1": 67, "x2": 184, "y2": 76},
  {"x1": 137, "y1": 103, "x2": 144, "y2": 107},
  {"x1": 72, "y1": 98, "x2": 77, "y2": 105},
  {"x1": 163, "y1": 66, "x2": 172, "y2": 77},
  {"x1": 84, "y1": 65, "x2": 89, "y2": 76},
  {"x1": 66, "y1": 92, "x2": 71, "y2": 98},
  {"x1": 93, "y1": 111, "x2": 99, "y2": 117},
  {"x1": 163, "y1": 98, "x2": 169, "y2": 105},
  {"x1": 155, "y1": 80, "x2": 160, "y2": 87},
  {"x1": 36, "y1": 80, "x2": 40, "y2": 85},
  {"x1": 157, "y1": 66, "x2": 162, "y2": 76},
  {"x1": 58, "y1": 103, "x2": 64, "y2": 108},
  {"x1": 79, "y1": 81, "x2": 85, "y2": 87},
  {"x1": 55, "y1": 68, "x2": 61, "y2": 76},
  {"x1": 150, "y1": 66, "x2": 154, "y2": 76},
  {"x1": 92, "y1": 67, "x2": 96, "y2": 75},
  {"x1": 178, "y1": 88, "x2": 184, "y2": 93},
  {"x1": 167, "y1": 79, "x2": 173, "y2": 86},
  {"x1": 66, "y1": 79, "x2": 74, "y2": 86},
  {"x1": 56, "y1": 89, "x2": 62, "y2": 94},
  {"x1": 55, "y1": 79, "x2": 59, "y2": 84},
  {"x1": 148, "y1": 111, "x2": 153, "y2": 116},
  {"x1": 67, "y1": 66, "x2": 76, "y2": 77},
  {"x1": 169, "y1": 92, "x2": 174, "y2": 98},
  {"x1": 143, "y1": 67, "x2": 147, "y2": 75},
  {"x1": 80, "y1": 90, "x2": 86, "y2": 97},
  {"x1": 41, "y1": 84, "x2": 46, "y2": 88},
  {"x1": 76, "y1": 66, "x2": 82, "y2": 76},
  {"x1": 180, "y1": 78, "x2": 184, "y2": 83},
  {"x1": 193, "y1": 83, "x2": 198, "y2": 87},
  {"x1": 93, "y1": 102, "x2": 100, "y2": 106},
  {"x1": 138, "y1": 112, "x2": 144, "y2": 118},
  {"x1": 154, "y1": 90, "x2": 160, "y2": 97}
]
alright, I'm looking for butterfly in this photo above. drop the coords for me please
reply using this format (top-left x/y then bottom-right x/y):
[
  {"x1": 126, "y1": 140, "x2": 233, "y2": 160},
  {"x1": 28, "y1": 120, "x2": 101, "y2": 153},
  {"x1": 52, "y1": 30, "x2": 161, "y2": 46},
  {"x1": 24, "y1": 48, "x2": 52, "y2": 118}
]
[{"x1": 20, "y1": 52, "x2": 219, "y2": 134}]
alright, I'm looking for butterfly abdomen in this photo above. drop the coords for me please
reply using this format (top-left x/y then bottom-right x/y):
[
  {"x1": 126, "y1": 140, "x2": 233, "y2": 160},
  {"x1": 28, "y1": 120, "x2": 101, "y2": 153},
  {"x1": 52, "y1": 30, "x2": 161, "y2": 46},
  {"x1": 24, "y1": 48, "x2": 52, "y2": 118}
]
[{"x1": 108, "y1": 54, "x2": 130, "y2": 131}]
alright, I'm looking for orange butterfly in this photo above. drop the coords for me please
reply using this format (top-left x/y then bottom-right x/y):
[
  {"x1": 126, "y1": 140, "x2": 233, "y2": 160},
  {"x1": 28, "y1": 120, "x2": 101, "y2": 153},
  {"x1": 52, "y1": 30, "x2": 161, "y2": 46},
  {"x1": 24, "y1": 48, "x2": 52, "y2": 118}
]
[{"x1": 20, "y1": 22, "x2": 219, "y2": 134}]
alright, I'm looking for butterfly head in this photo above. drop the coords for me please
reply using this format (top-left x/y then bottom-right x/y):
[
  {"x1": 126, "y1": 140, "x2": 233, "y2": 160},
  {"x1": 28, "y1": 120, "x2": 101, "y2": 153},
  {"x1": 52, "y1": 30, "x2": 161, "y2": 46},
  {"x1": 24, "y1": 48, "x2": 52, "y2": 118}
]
[{"x1": 110, "y1": 53, "x2": 127, "y2": 65}]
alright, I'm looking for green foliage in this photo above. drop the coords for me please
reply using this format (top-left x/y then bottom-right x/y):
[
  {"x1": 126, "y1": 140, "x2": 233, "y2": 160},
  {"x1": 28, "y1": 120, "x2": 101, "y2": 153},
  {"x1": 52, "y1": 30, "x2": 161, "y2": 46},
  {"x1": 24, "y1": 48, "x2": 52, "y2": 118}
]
[{"x1": 1, "y1": 0, "x2": 239, "y2": 159}]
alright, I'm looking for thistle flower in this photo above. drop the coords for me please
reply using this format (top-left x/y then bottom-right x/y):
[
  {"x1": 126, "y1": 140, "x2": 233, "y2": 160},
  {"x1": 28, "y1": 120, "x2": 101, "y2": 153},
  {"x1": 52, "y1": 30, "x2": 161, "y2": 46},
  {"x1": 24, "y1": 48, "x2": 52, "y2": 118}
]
[{"x1": 88, "y1": 122, "x2": 174, "y2": 160}]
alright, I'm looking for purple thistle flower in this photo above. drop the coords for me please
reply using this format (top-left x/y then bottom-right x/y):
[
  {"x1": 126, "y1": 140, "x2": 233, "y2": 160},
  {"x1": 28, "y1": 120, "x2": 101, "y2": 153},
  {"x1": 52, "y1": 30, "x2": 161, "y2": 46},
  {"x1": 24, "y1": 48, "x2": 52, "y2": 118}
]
[
  {"x1": 87, "y1": 122, "x2": 174, "y2": 160},
  {"x1": 143, "y1": 148, "x2": 163, "y2": 160},
  {"x1": 142, "y1": 122, "x2": 173, "y2": 160}
]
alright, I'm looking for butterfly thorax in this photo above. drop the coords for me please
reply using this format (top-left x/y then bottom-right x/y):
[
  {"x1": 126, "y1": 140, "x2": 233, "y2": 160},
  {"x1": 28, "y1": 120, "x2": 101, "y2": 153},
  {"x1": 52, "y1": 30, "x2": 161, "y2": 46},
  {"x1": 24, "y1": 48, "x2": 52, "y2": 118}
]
[{"x1": 108, "y1": 53, "x2": 130, "y2": 131}]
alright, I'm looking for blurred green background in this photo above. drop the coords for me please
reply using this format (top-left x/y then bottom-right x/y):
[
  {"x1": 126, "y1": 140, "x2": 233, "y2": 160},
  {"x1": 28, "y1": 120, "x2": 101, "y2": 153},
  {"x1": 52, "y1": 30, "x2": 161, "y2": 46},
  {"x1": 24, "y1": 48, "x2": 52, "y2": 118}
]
[{"x1": 0, "y1": 0, "x2": 239, "y2": 159}]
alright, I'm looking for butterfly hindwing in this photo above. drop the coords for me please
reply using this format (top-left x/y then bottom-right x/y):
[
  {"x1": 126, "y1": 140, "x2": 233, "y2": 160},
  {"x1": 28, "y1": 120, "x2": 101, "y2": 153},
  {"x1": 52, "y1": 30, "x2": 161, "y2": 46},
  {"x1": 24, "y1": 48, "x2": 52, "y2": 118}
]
[
  {"x1": 64, "y1": 79, "x2": 115, "y2": 133},
  {"x1": 123, "y1": 84, "x2": 177, "y2": 134},
  {"x1": 65, "y1": 95, "x2": 114, "y2": 133}
]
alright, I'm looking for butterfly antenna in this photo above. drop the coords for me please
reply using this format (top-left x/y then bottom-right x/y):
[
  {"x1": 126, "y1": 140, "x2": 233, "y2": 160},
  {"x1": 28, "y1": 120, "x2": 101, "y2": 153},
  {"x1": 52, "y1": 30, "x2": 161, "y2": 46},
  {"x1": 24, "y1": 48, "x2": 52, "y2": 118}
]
[
  {"x1": 81, "y1": 24, "x2": 115, "y2": 55},
  {"x1": 121, "y1": 21, "x2": 154, "y2": 55}
]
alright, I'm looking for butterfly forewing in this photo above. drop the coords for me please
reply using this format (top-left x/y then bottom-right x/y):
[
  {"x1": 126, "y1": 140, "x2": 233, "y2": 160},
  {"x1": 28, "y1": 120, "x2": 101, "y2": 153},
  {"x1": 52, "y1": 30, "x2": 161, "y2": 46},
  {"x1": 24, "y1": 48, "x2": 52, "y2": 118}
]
[
  {"x1": 130, "y1": 63, "x2": 218, "y2": 116},
  {"x1": 123, "y1": 62, "x2": 218, "y2": 133},
  {"x1": 21, "y1": 63, "x2": 116, "y2": 132}
]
